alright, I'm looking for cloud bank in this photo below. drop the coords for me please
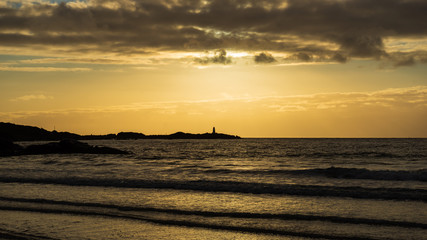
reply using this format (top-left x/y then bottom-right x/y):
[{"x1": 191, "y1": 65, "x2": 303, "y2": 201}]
[
  {"x1": 0, "y1": 0, "x2": 426, "y2": 66},
  {"x1": 2, "y1": 86, "x2": 426, "y2": 137},
  {"x1": 10, "y1": 94, "x2": 53, "y2": 101}
]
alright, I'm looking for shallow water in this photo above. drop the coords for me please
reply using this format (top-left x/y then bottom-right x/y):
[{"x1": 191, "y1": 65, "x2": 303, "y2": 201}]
[{"x1": 0, "y1": 138, "x2": 426, "y2": 239}]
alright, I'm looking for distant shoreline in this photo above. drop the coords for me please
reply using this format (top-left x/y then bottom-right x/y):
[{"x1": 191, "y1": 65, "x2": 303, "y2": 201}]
[{"x1": 0, "y1": 122, "x2": 241, "y2": 141}]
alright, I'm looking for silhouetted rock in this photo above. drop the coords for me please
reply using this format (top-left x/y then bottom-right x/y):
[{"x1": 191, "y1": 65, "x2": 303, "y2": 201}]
[
  {"x1": 0, "y1": 139, "x2": 129, "y2": 156},
  {"x1": 116, "y1": 132, "x2": 146, "y2": 140},
  {"x1": 23, "y1": 139, "x2": 130, "y2": 155},
  {"x1": 0, "y1": 139, "x2": 23, "y2": 156}
]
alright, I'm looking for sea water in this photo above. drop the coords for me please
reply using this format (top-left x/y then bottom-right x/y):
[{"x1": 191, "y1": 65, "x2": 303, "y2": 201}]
[{"x1": 0, "y1": 138, "x2": 426, "y2": 239}]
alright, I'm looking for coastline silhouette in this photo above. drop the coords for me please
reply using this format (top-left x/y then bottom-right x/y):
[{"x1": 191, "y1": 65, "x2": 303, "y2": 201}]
[
  {"x1": 0, "y1": 122, "x2": 241, "y2": 142},
  {"x1": 0, "y1": 122, "x2": 239, "y2": 156}
]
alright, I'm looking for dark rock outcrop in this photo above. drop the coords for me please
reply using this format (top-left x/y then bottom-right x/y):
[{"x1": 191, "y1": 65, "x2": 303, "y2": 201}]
[
  {"x1": 0, "y1": 139, "x2": 24, "y2": 156},
  {"x1": 0, "y1": 139, "x2": 129, "y2": 156},
  {"x1": 116, "y1": 132, "x2": 146, "y2": 140}
]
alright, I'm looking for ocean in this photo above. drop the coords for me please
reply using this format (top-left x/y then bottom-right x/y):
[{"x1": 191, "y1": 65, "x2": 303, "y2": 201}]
[{"x1": 0, "y1": 138, "x2": 426, "y2": 239}]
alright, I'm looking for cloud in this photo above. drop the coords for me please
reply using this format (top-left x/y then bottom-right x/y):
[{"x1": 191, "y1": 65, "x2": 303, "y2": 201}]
[
  {"x1": 194, "y1": 49, "x2": 232, "y2": 65},
  {"x1": 330, "y1": 53, "x2": 348, "y2": 63},
  {"x1": 0, "y1": 0, "x2": 426, "y2": 66},
  {"x1": 290, "y1": 52, "x2": 312, "y2": 62},
  {"x1": 337, "y1": 35, "x2": 386, "y2": 59},
  {"x1": 4, "y1": 86, "x2": 426, "y2": 116},
  {"x1": 254, "y1": 52, "x2": 276, "y2": 64},
  {"x1": 1, "y1": 86, "x2": 426, "y2": 136},
  {"x1": 283, "y1": 51, "x2": 348, "y2": 64},
  {"x1": 378, "y1": 51, "x2": 427, "y2": 68},
  {"x1": 393, "y1": 56, "x2": 416, "y2": 67},
  {"x1": 265, "y1": 86, "x2": 427, "y2": 112},
  {"x1": 0, "y1": 66, "x2": 91, "y2": 72},
  {"x1": 10, "y1": 94, "x2": 53, "y2": 101}
]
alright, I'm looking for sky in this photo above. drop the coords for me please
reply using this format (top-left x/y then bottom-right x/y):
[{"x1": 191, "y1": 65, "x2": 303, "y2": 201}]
[{"x1": 0, "y1": 0, "x2": 426, "y2": 137}]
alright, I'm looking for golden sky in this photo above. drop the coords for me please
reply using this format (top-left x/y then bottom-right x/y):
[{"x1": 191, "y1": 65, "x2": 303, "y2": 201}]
[{"x1": 0, "y1": 0, "x2": 426, "y2": 137}]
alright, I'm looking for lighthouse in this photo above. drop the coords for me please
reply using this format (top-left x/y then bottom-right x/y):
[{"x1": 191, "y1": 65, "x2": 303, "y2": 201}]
[{"x1": 212, "y1": 127, "x2": 216, "y2": 134}]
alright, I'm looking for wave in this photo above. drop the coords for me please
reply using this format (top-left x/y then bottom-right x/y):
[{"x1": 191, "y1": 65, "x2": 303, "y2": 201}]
[
  {"x1": 1, "y1": 196, "x2": 425, "y2": 229},
  {"x1": 136, "y1": 151, "x2": 425, "y2": 161},
  {"x1": 0, "y1": 228, "x2": 56, "y2": 240},
  {"x1": 283, "y1": 151, "x2": 422, "y2": 159},
  {"x1": 205, "y1": 167, "x2": 427, "y2": 182},
  {"x1": 307, "y1": 167, "x2": 427, "y2": 181},
  {"x1": 210, "y1": 150, "x2": 425, "y2": 160},
  {"x1": 1, "y1": 196, "x2": 425, "y2": 240},
  {"x1": 0, "y1": 177, "x2": 425, "y2": 202},
  {"x1": 0, "y1": 205, "x2": 381, "y2": 240}
]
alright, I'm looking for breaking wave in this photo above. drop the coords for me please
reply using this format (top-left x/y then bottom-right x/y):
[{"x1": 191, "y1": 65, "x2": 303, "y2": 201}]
[
  {"x1": 0, "y1": 176, "x2": 425, "y2": 202},
  {"x1": 1, "y1": 196, "x2": 426, "y2": 229},
  {"x1": 205, "y1": 167, "x2": 427, "y2": 182}
]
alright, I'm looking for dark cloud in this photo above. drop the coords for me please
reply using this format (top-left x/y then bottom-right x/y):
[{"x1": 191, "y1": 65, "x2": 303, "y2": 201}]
[
  {"x1": 330, "y1": 53, "x2": 348, "y2": 63},
  {"x1": 337, "y1": 35, "x2": 386, "y2": 59},
  {"x1": 292, "y1": 52, "x2": 312, "y2": 62},
  {"x1": 254, "y1": 52, "x2": 276, "y2": 64},
  {"x1": 194, "y1": 49, "x2": 232, "y2": 65},
  {"x1": 381, "y1": 51, "x2": 427, "y2": 68},
  {"x1": 0, "y1": 0, "x2": 426, "y2": 65},
  {"x1": 284, "y1": 51, "x2": 349, "y2": 64},
  {"x1": 393, "y1": 56, "x2": 416, "y2": 68}
]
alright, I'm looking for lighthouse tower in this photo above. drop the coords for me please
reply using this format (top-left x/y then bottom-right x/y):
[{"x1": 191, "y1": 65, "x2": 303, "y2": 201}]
[{"x1": 212, "y1": 127, "x2": 216, "y2": 134}]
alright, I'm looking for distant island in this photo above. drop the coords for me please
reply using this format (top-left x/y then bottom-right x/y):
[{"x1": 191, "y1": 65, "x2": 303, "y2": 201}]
[{"x1": 0, "y1": 122, "x2": 241, "y2": 141}]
